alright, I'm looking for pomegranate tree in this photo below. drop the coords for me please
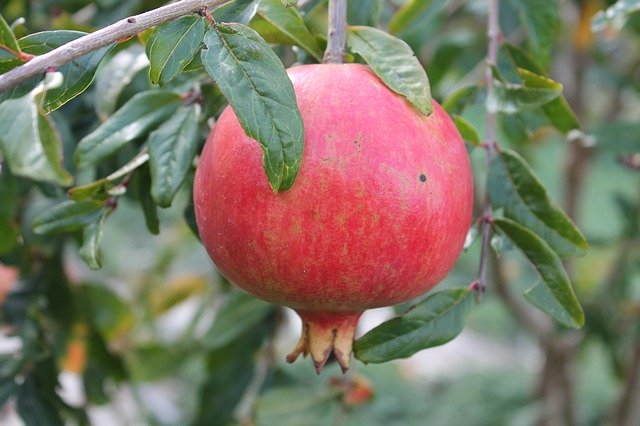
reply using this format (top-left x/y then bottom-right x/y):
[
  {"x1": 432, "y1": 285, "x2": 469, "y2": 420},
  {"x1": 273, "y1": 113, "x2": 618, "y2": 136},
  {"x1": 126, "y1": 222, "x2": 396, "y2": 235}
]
[{"x1": 194, "y1": 63, "x2": 473, "y2": 373}]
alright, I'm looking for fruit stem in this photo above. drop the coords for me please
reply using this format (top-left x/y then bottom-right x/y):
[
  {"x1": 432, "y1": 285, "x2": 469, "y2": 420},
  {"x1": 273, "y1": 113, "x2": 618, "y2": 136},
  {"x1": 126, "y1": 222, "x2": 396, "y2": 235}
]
[
  {"x1": 324, "y1": 0, "x2": 347, "y2": 64},
  {"x1": 286, "y1": 310, "x2": 361, "y2": 374}
]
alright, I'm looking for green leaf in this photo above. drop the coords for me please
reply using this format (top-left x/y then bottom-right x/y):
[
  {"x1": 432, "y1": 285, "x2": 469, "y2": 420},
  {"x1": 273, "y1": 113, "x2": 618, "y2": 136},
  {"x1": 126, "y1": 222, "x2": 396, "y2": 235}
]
[
  {"x1": 195, "y1": 314, "x2": 275, "y2": 426},
  {"x1": 201, "y1": 23, "x2": 304, "y2": 192},
  {"x1": 147, "y1": 15, "x2": 206, "y2": 85},
  {"x1": 348, "y1": 0, "x2": 383, "y2": 26},
  {"x1": 254, "y1": 0, "x2": 323, "y2": 61},
  {"x1": 488, "y1": 66, "x2": 561, "y2": 114},
  {"x1": 507, "y1": 0, "x2": 559, "y2": 61},
  {"x1": 354, "y1": 287, "x2": 475, "y2": 363},
  {"x1": 524, "y1": 282, "x2": 579, "y2": 329},
  {"x1": 16, "y1": 375, "x2": 64, "y2": 426},
  {"x1": 592, "y1": 121, "x2": 640, "y2": 153},
  {"x1": 74, "y1": 90, "x2": 181, "y2": 168},
  {"x1": 493, "y1": 218, "x2": 584, "y2": 328},
  {"x1": 452, "y1": 115, "x2": 480, "y2": 146},
  {"x1": 2, "y1": 31, "x2": 113, "y2": 112},
  {"x1": 32, "y1": 200, "x2": 105, "y2": 235},
  {"x1": 149, "y1": 105, "x2": 201, "y2": 208},
  {"x1": 202, "y1": 291, "x2": 275, "y2": 350},
  {"x1": 212, "y1": 0, "x2": 260, "y2": 24},
  {"x1": 488, "y1": 149, "x2": 587, "y2": 257},
  {"x1": 79, "y1": 211, "x2": 108, "y2": 270},
  {"x1": 67, "y1": 178, "x2": 112, "y2": 202},
  {"x1": 347, "y1": 26, "x2": 432, "y2": 115},
  {"x1": 442, "y1": 85, "x2": 480, "y2": 115},
  {"x1": 0, "y1": 13, "x2": 20, "y2": 55},
  {"x1": 516, "y1": 66, "x2": 579, "y2": 133},
  {"x1": 388, "y1": 0, "x2": 433, "y2": 34},
  {"x1": 255, "y1": 387, "x2": 341, "y2": 426},
  {"x1": 131, "y1": 164, "x2": 160, "y2": 235},
  {"x1": 77, "y1": 284, "x2": 134, "y2": 341},
  {"x1": 94, "y1": 45, "x2": 149, "y2": 121},
  {"x1": 592, "y1": 0, "x2": 640, "y2": 32},
  {"x1": 0, "y1": 80, "x2": 73, "y2": 186}
]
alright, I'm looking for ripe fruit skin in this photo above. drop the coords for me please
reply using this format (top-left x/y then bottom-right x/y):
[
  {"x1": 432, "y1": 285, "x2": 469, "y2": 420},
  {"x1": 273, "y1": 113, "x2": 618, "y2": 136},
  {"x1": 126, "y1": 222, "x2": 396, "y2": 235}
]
[{"x1": 194, "y1": 64, "x2": 473, "y2": 372}]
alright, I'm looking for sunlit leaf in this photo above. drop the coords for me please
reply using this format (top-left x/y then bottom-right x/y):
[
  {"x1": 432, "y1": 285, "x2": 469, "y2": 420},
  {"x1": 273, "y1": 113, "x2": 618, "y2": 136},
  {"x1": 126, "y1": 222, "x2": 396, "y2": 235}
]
[
  {"x1": 0, "y1": 13, "x2": 20, "y2": 56},
  {"x1": 493, "y1": 218, "x2": 584, "y2": 328},
  {"x1": 347, "y1": 26, "x2": 432, "y2": 115},
  {"x1": 202, "y1": 291, "x2": 275, "y2": 350},
  {"x1": 94, "y1": 45, "x2": 149, "y2": 121},
  {"x1": 487, "y1": 66, "x2": 561, "y2": 114},
  {"x1": 0, "y1": 31, "x2": 113, "y2": 112},
  {"x1": 32, "y1": 200, "x2": 105, "y2": 235},
  {"x1": 452, "y1": 114, "x2": 480, "y2": 146},
  {"x1": 212, "y1": 0, "x2": 260, "y2": 24},
  {"x1": 75, "y1": 90, "x2": 181, "y2": 168},
  {"x1": 147, "y1": 15, "x2": 206, "y2": 85},
  {"x1": 354, "y1": 287, "x2": 475, "y2": 363},
  {"x1": 0, "y1": 77, "x2": 73, "y2": 186},
  {"x1": 201, "y1": 23, "x2": 304, "y2": 192},
  {"x1": 254, "y1": 0, "x2": 323, "y2": 61},
  {"x1": 149, "y1": 105, "x2": 201, "y2": 208},
  {"x1": 488, "y1": 149, "x2": 588, "y2": 257}
]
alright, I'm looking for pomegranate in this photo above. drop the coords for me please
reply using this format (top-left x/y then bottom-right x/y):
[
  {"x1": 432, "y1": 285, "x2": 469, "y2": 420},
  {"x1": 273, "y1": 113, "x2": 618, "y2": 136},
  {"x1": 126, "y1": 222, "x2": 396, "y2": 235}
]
[{"x1": 194, "y1": 64, "x2": 473, "y2": 373}]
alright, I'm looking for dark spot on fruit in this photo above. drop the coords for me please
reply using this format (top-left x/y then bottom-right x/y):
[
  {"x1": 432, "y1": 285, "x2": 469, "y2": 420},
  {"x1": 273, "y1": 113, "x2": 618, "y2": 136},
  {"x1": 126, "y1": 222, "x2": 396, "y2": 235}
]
[{"x1": 419, "y1": 174, "x2": 427, "y2": 182}]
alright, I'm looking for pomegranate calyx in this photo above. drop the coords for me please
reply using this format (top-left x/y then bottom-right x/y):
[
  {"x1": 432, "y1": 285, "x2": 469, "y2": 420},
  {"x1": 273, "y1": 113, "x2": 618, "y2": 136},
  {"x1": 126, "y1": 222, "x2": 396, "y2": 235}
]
[{"x1": 286, "y1": 311, "x2": 362, "y2": 374}]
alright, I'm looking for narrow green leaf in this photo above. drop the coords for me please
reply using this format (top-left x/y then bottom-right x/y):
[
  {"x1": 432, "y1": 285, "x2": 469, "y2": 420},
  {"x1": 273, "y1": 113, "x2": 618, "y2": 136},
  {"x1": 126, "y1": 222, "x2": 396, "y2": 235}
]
[
  {"x1": 488, "y1": 149, "x2": 588, "y2": 257},
  {"x1": 388, "y1": 0, "x2": 433, "y2": 34},
  {"x1": 196, "y1": 315, "x2": 275, "y2": 426},
  {"x1": 524, "y1": 282, "x2": 579, "y2": 329},
  {"x1": 147, "y1": 15, "x2": 206, "y2": 85},
  {"x1": 516, "y1": 67, "x2": 580, "y2": 133},
  {"x1": 1, "y1": 31, "x2": 113, "y2": 112},
  {"x1": 507, "y1": 0, "x2": 559, "y2": 61},
  {"x1": 354, "y1": 287, "x2": 475, "y2": 363},
  {"x1": 452, "y1": 115, "x2": 480, "y2": 146},
  {"x1": 0, "y1": 13, "x2": 20, "y2": 55},
  {"x1": 493, "y1": 218, "x2": 584, "y2": 328},
  {"x1": 149, "y1": 105, "x2": 201, "y2": 207},
  {"x1": 442, "y1": 85, "x2": 480, "y2": 115},
  {"x1": 347, "y1": 0, "x2": 383, "y2": 26},
  {"x1": 212, "y1": 0, "x2": 260, "y2": 24},
  {"x1": 79, "y1": 212, "x2": 108, "y2": 270},
  {"x1": 67, "y1": 179, "x2": 112, "y2": 202},
  {"x1": 94, "y1": 45, "x2": 149, "y2": 121},
  {"x1": 254, "y1": 0, "x2": 323, "y2": 61},
  {"x1": 0, "y1": 81, "x2": 73, "y2": 185},
  {"x1": 17, "y1": 376, "x2": 64, "y2": 426},
  {"x1": 201, "y1": 23, "x2": 304, "y2": 192},
  {"x1": 202, "y1": 291, "x2": 274, "y2": 350},
  {"x1": 347, "y1": 26, "x2": 432, "y2": 115},
  {"x1": 75, "y1": 90, "x2": 181, "y2": 168},
  {"x1": 131, "y1": 164, "x2": 160, "y2": 235},
  {"x1": 32, "y1": 200, "x2": 104, "y2": 235},
  {"x1": 488, "y1": 66, "x2": 561, "y2": 114}
]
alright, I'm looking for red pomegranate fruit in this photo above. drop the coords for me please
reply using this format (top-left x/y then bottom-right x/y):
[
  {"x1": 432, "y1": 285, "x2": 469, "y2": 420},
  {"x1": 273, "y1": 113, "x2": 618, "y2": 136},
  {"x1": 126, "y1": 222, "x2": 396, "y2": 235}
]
[{"x1": 194, "y1": 64, "x2": 473, "y2": 373}]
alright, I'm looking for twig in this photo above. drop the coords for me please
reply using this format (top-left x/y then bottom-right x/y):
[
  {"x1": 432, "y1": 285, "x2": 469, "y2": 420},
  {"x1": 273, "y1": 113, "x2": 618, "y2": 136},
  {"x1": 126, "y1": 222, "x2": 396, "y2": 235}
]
[
  {"x1": 0, "y1": 0, "x2": 231, "y2": 92},
  {"x1": 474, "y1": 0, "x2": 500, "y2": 295},
  {"x1": 323, "y1": 0, "x2": 347, "y2": 63}
]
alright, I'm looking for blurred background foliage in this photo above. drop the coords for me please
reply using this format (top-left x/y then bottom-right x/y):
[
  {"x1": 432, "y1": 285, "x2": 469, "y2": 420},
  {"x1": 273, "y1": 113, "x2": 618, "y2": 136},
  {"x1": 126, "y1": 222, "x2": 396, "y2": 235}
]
[{"x1": 1, "y1": 0, "x2": 640, "y2": 425}]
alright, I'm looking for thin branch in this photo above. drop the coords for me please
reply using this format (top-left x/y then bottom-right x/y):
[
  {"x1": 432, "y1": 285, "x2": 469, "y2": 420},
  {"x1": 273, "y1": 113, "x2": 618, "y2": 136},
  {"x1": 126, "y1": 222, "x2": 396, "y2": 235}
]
[
  {"x1": 0, "y1": 0, "x2": 231, "y2": 92},
  {"x1": 323, "y1": 0, "x2": 347, "y2": 64},
  {"x1": 474, "y1": 0, "x2": 500, "y2": 294}
]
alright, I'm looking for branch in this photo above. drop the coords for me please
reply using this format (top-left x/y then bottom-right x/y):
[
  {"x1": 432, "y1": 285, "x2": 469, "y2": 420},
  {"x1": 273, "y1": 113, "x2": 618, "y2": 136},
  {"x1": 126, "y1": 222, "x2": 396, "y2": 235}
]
[
  {"x1": 474, "y1": 0, "x2": 500, "y2": 294},
  {"x1": 323, "y1": 0, "x2": 347, "y2": 64},
  {"x1": 0, "y1": 0, "x2": 230, "y2": 92}
]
